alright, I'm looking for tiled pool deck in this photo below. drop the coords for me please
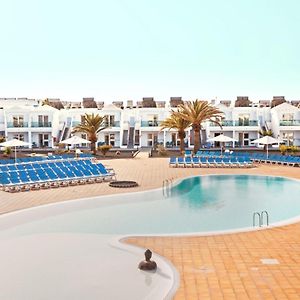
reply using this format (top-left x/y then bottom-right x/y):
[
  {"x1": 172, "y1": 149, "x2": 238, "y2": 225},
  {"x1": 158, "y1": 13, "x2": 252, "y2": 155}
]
[{"x1": 1, "y1": 153, "x2": 300, "y2": 299}]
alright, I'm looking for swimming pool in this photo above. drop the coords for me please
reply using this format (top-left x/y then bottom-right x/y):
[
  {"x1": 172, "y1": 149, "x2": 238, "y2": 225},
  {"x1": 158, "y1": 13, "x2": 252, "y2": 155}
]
[{"x1": 1, "y1": 175, "x2": 300, "y2": 237}]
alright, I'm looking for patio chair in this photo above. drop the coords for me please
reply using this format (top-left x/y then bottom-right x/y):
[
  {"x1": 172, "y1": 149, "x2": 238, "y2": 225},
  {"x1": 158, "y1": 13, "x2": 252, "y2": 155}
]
[
  {"x1": 207, "y1": 157, "x2": 216, "y2": 167},
  {"x1": 184, "y1": 156, "x2": 193, "y2": 167},
  {"x1": 177, "y1": 157, "x2": 185, "y2": 167},
  {"x1": 192, "y1": 157, "x2": 200, "y2": 167},
  {"x1": 169, "y1": 157, "x2": 177, "y2": 167},
  {"x1": 199, "y1": 157, "x2": 208, "y2": 167}
]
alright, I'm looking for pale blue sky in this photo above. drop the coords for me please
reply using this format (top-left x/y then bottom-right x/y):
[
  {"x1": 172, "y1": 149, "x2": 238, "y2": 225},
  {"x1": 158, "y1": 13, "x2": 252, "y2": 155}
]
[{"x1": 0, "y1": 0, "x2": 299, "y2": 102}]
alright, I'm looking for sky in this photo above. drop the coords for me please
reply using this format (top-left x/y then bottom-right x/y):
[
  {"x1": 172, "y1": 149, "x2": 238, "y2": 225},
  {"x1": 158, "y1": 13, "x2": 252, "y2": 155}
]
[{"x1": 0, "y1": 0, "x2": 300, "y2": 102}]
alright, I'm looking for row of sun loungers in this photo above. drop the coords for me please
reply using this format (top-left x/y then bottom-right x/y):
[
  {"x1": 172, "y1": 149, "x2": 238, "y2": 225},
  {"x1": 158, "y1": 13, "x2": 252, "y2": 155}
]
[
  {"x1": 250, "y1": 154, "x2": 300, "y2": 166},
  {"x1": 0, "y1": 158, "x2": 115, "y2": 192},
  {"x1": 183, "y1": 150, "x2": 300, "y2": 167},
  {"x1": 0, "y1": 153, "x2": 93, "y2": 165},
  {"x1": 169, "y1": 156, "x2": 253, "y2": 168}
]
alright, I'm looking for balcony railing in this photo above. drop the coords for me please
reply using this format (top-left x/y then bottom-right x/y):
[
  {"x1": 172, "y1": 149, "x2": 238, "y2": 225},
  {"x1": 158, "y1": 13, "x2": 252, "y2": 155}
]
[
  {"x1": 237, "y1": 120, "x2": 258, "y2": 126},
  {"x1": 141, "y1": 120, "x2": 162, "y2": 127},
  {"x1": 72, "y1": 121, "x2": 120, "y2": 127},
  {"x1": 210, "y1": 120, "x2": 234, "y2": 126},
  {"x1": 104, "y1": 121, "x2": 120, "y2": 127},
  {"x1": 210, "y1": 120, "x2": 258, "y2": 127},
  {"x1": 31, "y1": 122, "x2": 52, "y2": 127},
  {"x1": 7, "y1": 122, "x2": 28, "y2": 128},
  {"x1": 72, "y1": 121, "x2": 81, "y2": 127},
  {"x1": 280, "y1": 120, "x2": 300, "y2": 126}
]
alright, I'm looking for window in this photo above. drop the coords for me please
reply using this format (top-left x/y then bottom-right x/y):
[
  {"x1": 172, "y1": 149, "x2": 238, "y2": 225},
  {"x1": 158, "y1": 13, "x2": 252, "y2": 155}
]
[
  {"x1": 147, "y1": 133, "x2": 158, "y2": 146},
  {"x1": 238, "y1": 114, "x2": 250, "y2": 126},
  {"x1": 13, "y1": 134, "x2": 24, "y2": 141},
  {"x1": 104, "y1": 115, "x2": 115, "y2": 127},
  {"x1": 171, "y1": 133, "x2": 180, "y2": 146},
  {"x1": 243, "y1": 133, "x2": 249, "y2": 146},
  {"x1": 109, "y1": 115, "x2": 115, "y2": 126},
  {"x1": 13, "y1": 116, "x2": 24, "y2": 127},
  {"x1": 39, "y1": 134, "x2": 49, "y2": 147},
  {"x1": 109, "y1": 134, "x2": 115, "y2": 146},
  {"x1": 238, "y1": 132, "x2": 250, "y2": 146},
  {"x1": 282, "y1": 132, "x2": 294, "y2": 146},
  {"x1": 148, "y1": 115, "x2": 159, "y2": 126},
  {"x1": 81, "y1": 133, "x2": 88, "y2": 147},
  {"x1": 104, "y1": 134, "x2": 115, "y2": 146},
  {"x1": 38, "y1": 115, "x2": 49, "y2": 126}
]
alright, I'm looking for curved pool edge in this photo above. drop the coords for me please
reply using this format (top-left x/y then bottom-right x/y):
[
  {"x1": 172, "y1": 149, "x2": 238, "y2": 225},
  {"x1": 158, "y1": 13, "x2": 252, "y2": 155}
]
[
  {"x1": 0, "y1": 174, "x2": 300, "y2": 237},
  {"x1": 0, "y1": 174, "x2": 299, "y2": 298},
  {"x1": 0, "y1": 232, "x2": 177, "y2": 300},
  {"x1": 114, "y1": 235, "x2": 180, "y2": 300}
]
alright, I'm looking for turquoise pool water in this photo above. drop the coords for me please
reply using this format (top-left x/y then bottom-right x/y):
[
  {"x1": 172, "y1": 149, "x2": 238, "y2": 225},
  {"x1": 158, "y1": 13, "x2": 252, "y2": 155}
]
[{"x1": 1, "y1": 175, "x2": 300, "y2": 236}]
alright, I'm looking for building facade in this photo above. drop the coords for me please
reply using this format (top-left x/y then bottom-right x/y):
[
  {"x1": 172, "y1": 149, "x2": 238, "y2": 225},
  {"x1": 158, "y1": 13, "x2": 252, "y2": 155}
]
[{"x1": 0, "y1": 97, "x2": 299, "y2": 149}]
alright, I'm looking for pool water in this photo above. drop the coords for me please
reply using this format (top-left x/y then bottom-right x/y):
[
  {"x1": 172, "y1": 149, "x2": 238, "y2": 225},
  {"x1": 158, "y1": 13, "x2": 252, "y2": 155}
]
[{"x1": 1, "y1": 175, "x2": 300, "y2": 236}]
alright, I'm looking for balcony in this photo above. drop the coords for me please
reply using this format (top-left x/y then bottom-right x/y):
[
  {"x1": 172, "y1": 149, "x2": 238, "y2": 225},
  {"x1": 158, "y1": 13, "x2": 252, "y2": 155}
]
[
  {"x1": 104, "y1": 121, "x2": 120, "y2": 127},
  {"x1": 236, "y1": 120, "x2": 258, "y2": 126},
  {"x1": 31, "y1": 122, "x2": 52, "y2": 127},
  {"x1": 141, "y1": 120, "x2": 161, "y2": 127},
  {"x1": 72, "y1": 121, "x2": 81, "y2": 127},
  {"x1": 7, "y1": 122, "x2": 28, "y2": 128},
  {"x1": 210, "y1": 120, "x2": 258, "y2": 127},
  {"x1": 210, "y1": 120, "x2": 234, "y2": 127},
  {"x1": 280, "y1": 120, "x2": 300, "y2": 126}
]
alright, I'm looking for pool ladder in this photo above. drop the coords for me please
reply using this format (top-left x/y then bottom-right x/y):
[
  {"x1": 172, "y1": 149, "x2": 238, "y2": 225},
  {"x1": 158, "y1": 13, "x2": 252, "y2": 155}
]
[
  {"x1": 162, "y1": 178, "x2": 173, "y2": 198},
  {"x1": 253, "y1": 211, "x2": 269, "y2": 227}
]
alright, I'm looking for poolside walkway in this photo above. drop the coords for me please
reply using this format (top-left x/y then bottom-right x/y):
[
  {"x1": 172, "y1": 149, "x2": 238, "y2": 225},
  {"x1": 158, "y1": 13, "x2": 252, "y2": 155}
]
[
  {"x1": 1, "y1": 154, "x2": 300, "y2": 299},
  {"x1": 127, "y1": 222, "x2": 300, "y2": 299}
]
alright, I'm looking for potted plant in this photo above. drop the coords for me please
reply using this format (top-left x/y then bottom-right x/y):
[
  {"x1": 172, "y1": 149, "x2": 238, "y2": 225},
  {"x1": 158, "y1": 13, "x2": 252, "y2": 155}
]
[
  {"x1": 279, "y1": 145, "x2": 287, "y2": 155},
  {"x1": 98, "y1": 144, "x2": 112, "y2": 156},
  {"x1": 3, "y1": 146, "x2": 11, "y2": 157}
]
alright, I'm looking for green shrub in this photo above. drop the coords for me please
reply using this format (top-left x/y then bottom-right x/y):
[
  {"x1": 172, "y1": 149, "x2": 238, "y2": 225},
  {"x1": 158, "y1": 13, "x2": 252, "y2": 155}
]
[
  {"x1": 279, "y1": 145, "x2": 287, "y2": 155},
  {"x1": 98, "y1": 144, "x2": 112, "y2": 156},
  {"x1": 280, "y1": 145, "x2": 298, "y2": 155},
  {"x1": 4, "y1": 147, "x2": 11, "y2": 155},
  {"x1": 289, "y1": 145, "x2": 298, "y2": 153}
]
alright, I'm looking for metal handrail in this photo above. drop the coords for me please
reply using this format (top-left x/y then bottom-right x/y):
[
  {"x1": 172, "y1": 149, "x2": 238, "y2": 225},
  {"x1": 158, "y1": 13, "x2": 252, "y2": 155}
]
[
  {"x1": 261, "y1": 210, "x2": 269, "y2": 226},
  {"x1": 162, "y1": 178, "x2": 173, "y2": 197},
  {"x1": 253, "y1": 211, "x2": 269, "y2": 227},
  {"x1": 253, "y1": 212, "x2": 261, "y2": 227}
]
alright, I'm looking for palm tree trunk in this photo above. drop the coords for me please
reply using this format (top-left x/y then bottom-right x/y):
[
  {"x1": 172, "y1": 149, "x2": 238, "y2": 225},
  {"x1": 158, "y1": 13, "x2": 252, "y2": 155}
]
[
  {"x1": 91, "y1": 142, "x2": 96, "y2": 155},
  {"x1": 178, "y1": 130, "x2": 186, "y2": 154},
  {"x1": 179, "y1": 138, "x2": 185, "y2": 153},
  {"x1": 194, "y1": 129, "x2": 200, "y2": 153},
  {"x1": 199, "y1": 129, "x2": 202, "y2": 148},
  {"x1": 193, "y1": 124, "x2": 202, "y2": 153}
]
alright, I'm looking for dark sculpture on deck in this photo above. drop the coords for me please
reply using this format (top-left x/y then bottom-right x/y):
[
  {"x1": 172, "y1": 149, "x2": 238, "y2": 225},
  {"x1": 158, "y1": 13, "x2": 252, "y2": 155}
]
[{"x1": 138, "y1": 249, "x2": 157, "y2": 271}]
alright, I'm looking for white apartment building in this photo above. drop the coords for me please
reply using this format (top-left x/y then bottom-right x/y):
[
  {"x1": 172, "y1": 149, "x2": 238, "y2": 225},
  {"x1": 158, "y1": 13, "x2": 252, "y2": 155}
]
[{"x1": 0, "y1": 97, "x2": 299, "y2": 149}]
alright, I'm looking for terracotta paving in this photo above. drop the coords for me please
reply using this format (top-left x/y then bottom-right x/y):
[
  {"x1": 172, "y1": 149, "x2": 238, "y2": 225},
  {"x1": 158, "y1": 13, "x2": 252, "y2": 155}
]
[
  {"x1": 1, "y1": 153, "x2": 300, "y2": 299},
  {"x1": 127, "y1": 223, "x2": 300, "y2": 300}
]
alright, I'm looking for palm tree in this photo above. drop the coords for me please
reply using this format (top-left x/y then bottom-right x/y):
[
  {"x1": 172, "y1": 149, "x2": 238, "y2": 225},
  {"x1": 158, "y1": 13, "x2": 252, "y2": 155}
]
[
  {"x1": 41, "y1": 98, "x2": 50, "y2": 106},
  {"x1": 259, "y1": 129, "x2": 273, "y2": 137},
  {"x1": 160, "y1": 110, "x2": 191, "y2": 153},
  {"x1": 177, "y1": 100, "x2": 223, "y2": 153},
  {"x1": 72, "y1": 113, "x2": 107, "y2": 155}
]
